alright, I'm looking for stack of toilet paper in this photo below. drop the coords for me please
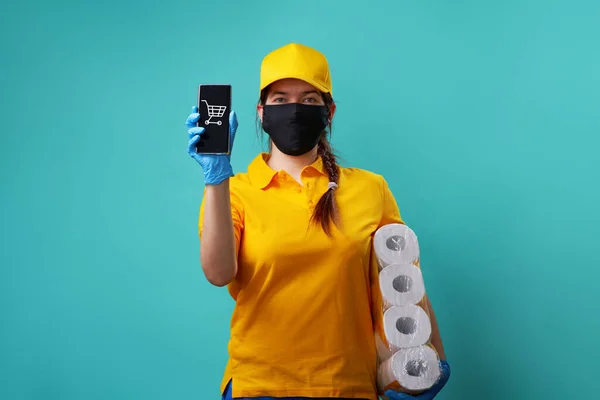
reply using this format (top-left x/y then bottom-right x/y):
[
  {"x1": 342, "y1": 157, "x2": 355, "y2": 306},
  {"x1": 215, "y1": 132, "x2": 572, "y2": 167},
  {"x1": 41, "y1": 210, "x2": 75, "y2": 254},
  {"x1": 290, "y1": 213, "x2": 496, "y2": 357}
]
[{"x1": 373, "y1": 223, "x2": 442, "y2": 396}]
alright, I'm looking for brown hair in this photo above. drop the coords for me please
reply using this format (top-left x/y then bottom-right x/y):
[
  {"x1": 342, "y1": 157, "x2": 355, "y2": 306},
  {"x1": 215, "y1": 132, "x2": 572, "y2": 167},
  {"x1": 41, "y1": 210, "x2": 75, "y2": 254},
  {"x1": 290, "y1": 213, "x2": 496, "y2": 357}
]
[{"x1": 257, "y1": 89, "x2": 340, "y2": 236}]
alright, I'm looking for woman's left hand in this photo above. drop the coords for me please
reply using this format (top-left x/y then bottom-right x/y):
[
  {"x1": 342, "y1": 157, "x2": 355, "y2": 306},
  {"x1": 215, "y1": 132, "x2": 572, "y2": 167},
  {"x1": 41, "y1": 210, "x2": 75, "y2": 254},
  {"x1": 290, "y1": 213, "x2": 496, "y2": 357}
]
[{"x1": 384, "y1": 360, "x2": 451, "y2": 400}]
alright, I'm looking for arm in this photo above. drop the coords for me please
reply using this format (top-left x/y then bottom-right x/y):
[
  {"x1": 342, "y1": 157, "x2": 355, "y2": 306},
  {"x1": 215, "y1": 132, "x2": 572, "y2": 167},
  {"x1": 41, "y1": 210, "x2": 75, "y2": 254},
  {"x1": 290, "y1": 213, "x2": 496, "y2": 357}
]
[
  {"x1": 377, "y1": 176, "x2": 447, "y2": 360},
  {"x1": 426, "y1": 297, "x2": 446, "y2": 360},
  {"x1": 186, "y1": 106, "x2": 241, "y2": 287},
  {"x1": 199, "y1": 181, "x2": 238, "y2": 287},
  {"x1": 377, "y1": 177, "x2": 451, "y2": 400}
]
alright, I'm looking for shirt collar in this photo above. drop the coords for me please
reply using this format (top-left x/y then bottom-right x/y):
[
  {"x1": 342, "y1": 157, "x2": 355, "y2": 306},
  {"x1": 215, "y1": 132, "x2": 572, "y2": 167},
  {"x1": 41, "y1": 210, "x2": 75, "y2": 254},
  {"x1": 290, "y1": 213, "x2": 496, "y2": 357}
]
[{"x1": 248, "y1": 153, "x2": 328, "y2": 189}]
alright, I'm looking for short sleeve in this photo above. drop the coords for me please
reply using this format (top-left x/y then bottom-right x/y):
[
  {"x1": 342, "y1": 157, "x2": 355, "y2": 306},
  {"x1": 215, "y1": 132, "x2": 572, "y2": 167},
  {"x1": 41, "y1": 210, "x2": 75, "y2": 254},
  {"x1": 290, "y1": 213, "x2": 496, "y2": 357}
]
[
  {"x1": 379, "y1": 176, "x2": 404, "y2": 227},
  {"x1": 198, "y1": 187, "x2": 244, "y2": 255}
]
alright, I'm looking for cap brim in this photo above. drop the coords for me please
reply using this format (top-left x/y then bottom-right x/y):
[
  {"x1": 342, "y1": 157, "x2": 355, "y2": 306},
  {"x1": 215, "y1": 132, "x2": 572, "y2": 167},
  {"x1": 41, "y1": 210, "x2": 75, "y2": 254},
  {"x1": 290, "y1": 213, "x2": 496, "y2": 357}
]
[{"x1": 260, "y1": 75, "x2": 331, "y2": 94}]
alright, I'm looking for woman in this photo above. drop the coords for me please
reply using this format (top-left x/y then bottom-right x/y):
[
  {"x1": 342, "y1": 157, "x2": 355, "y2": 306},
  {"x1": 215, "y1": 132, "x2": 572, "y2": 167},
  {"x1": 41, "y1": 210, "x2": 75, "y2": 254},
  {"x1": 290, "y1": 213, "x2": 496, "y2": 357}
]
[{"x1": 186, "y1": 43, "x2": 451, "y2": 400}]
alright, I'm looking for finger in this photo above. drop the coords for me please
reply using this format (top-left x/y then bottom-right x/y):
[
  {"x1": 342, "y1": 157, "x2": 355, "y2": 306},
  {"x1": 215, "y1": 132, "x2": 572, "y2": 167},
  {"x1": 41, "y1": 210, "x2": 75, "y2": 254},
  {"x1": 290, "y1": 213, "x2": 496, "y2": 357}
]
[
  {"x1": 229, "y1": 111, "x2": 238, "y2": 145},
  {"x1": 187, "y1": 135, "x2": 201, "y2": 154},
  {"x1": 384, "y1": 390, "x2": 413, "y2": 400},
  {"x1": 229, "y1": 110, "x2": 238, "y2": 134},
  {"x1": 188, "y1": 126, "x2": 205, "y2": 138},
  {"x1": 186, "y1": 112, "x2": 201, "y2": 128},
  {"x1": 192, "y1": 105, "x2": 198, "y2": 113}
]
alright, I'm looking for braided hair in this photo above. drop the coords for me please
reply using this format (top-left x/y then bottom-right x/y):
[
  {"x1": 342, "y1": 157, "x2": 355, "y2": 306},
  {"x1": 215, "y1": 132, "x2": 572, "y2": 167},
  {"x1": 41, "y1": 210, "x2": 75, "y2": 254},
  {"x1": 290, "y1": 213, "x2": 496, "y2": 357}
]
[{"x1": 312, "y1": 115, "x2": 340, "y2": 236}]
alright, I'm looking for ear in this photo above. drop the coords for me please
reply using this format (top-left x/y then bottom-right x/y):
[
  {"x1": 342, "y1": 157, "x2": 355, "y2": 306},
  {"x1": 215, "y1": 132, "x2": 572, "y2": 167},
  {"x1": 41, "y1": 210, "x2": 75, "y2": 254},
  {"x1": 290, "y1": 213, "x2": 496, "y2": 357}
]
[
  {"x1": 328, "y1": 102, "x2": 337, "y2": 123},
  {"x1": 257, "y1": 104, "x2": 264, "y2": 122}
]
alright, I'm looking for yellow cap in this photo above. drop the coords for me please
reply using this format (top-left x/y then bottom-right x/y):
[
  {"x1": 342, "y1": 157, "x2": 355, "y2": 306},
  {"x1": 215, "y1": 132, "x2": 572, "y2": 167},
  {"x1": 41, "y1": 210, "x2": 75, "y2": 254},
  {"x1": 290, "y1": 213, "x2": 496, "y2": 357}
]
[{"x1": 259, "y1": 43, "x2": 332, "y2": 95}]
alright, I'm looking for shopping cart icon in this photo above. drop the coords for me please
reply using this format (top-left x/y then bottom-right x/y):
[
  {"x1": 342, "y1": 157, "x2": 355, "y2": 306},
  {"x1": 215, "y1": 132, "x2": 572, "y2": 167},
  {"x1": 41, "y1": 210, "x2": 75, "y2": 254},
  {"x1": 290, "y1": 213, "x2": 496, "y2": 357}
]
[{"x1": 202, "y1": 100, "x2": 227, "y2": 126}]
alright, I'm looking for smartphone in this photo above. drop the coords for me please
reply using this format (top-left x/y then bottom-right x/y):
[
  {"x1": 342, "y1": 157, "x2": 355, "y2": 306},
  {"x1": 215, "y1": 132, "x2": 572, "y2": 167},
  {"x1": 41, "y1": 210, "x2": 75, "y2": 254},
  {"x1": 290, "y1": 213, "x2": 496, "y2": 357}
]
[{"x1": 196, "y1": 84, "x2": 232, "y2": 154}]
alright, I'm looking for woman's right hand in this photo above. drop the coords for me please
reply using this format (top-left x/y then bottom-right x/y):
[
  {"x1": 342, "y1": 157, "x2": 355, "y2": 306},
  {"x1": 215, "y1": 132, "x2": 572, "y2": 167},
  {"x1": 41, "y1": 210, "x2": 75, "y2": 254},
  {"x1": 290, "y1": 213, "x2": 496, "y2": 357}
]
[{"x1": 186, "y1": 106, "x2": 238, "y2": 185}]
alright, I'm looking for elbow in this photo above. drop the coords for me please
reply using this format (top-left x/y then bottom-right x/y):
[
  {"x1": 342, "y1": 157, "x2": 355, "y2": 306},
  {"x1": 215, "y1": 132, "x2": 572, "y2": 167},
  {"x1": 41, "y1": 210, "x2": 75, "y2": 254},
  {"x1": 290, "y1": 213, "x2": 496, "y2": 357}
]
[
  {"x1": 201, "y1": 257, "x2": 236, "y2": 287},
  {"x1": 205, "y1": 272, "x2": 233, "y2": 287},
  {"x1": 199, "y1": 238, "x2": 237, "y2": 287}
]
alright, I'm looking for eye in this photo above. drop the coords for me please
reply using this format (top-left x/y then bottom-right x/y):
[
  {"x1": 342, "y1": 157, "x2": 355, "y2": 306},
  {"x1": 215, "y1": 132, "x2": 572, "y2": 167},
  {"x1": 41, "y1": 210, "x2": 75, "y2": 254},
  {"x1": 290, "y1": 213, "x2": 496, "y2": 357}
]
[
  {"x1": 272, "y1": 97, "x2": 286, "y2": 103},
  {"x1": 302, "y1": 97, "x2": 318, "y2": 103}
]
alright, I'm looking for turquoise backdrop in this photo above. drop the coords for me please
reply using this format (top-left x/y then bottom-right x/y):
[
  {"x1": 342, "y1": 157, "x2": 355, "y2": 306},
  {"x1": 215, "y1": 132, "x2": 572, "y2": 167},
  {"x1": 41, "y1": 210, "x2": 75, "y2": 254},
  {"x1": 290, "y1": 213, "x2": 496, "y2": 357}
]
[{"x1": 2, "y1": 0, "x2": 599, "y2": 399}]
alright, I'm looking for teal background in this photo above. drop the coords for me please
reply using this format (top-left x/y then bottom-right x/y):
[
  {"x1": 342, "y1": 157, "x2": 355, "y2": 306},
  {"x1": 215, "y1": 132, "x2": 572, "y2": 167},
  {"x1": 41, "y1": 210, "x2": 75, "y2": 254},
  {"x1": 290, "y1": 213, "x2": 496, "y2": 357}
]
[{"x1": 2, "y1": 0, "x2": 599, "y2": 399}]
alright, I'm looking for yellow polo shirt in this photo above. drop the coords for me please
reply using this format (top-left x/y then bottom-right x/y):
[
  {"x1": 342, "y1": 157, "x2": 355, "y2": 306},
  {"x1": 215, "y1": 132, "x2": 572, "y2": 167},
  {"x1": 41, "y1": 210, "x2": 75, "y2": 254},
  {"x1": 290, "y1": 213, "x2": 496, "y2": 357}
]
[{"x1": 198, "y1": 153, "x2": 403, "y2": 400}]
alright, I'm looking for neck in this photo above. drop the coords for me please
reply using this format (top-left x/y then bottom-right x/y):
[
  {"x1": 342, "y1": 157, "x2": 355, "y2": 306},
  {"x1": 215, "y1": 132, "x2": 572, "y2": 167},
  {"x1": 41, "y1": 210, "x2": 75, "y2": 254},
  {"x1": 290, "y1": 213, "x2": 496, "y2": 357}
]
[{"x1": 267, "y1": 145, "x2": 318, "y2": 183}]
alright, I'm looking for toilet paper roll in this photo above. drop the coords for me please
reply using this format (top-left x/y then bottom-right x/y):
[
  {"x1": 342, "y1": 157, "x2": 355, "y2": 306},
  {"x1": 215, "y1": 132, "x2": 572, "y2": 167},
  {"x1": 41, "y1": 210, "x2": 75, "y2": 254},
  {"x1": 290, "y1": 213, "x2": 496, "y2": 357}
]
[
  {"x1": 383, "y1": 305, "x2": 432, "y2": 350},
  {"x1": 374, "y1": 224, "x2": 420, "y2": 268},
  {"x1": 377, "y1": 345, "x2": 441, "y2": 393},
  {"x1": 379, "y1": 263, "x2": 426, "y2": 308}
]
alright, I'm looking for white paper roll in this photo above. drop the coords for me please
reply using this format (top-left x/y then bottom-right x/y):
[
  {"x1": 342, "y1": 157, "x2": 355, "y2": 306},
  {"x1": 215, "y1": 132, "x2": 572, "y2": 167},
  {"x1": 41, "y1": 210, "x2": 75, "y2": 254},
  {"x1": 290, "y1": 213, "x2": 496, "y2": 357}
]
[
  {"x1": 383, "y1": 305, "x2": 432, "y2": 349},
  {"x1": 379, "y1": 264, "x2": 426, "y2": 308},
  {"x1": 377, "y1": 345, "x2": 441, "y2": 392},
  {"x1": 374, "y1": 224, "x2": 420, "y2": 268}
]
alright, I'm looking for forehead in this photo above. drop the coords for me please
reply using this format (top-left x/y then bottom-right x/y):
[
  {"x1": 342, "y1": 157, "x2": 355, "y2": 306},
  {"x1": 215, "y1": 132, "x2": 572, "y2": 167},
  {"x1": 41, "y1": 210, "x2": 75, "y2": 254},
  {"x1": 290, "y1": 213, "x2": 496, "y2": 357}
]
[{"x1": 267, "y1": 78, "x2": 319, "y2": 94}]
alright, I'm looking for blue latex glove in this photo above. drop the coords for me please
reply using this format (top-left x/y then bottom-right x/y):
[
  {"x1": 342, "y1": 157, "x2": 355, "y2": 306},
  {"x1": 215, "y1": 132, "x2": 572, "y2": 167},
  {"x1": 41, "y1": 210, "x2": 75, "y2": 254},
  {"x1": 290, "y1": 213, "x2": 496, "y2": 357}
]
[
  {"x1": 384, "y1": 360, "x2": 450, "y2": 400},
  {"x1": 186, "y1": 105, "x2": 238, "y2": 185}
]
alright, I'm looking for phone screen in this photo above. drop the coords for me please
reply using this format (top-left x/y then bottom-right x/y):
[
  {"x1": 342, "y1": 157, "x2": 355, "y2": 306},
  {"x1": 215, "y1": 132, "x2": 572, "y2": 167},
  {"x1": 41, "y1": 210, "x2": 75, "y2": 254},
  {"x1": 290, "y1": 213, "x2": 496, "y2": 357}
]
[{"x1": 196, "y1": 84, "x2": 231, "y2": 154}]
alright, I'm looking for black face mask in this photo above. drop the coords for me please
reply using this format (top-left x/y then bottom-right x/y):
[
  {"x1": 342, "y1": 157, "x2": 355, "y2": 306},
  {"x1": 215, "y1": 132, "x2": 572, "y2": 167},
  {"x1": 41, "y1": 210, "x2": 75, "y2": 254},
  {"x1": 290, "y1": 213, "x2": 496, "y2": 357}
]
[{"x1": 262, "y1": 103, "x2": 329, "y2": 156}]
